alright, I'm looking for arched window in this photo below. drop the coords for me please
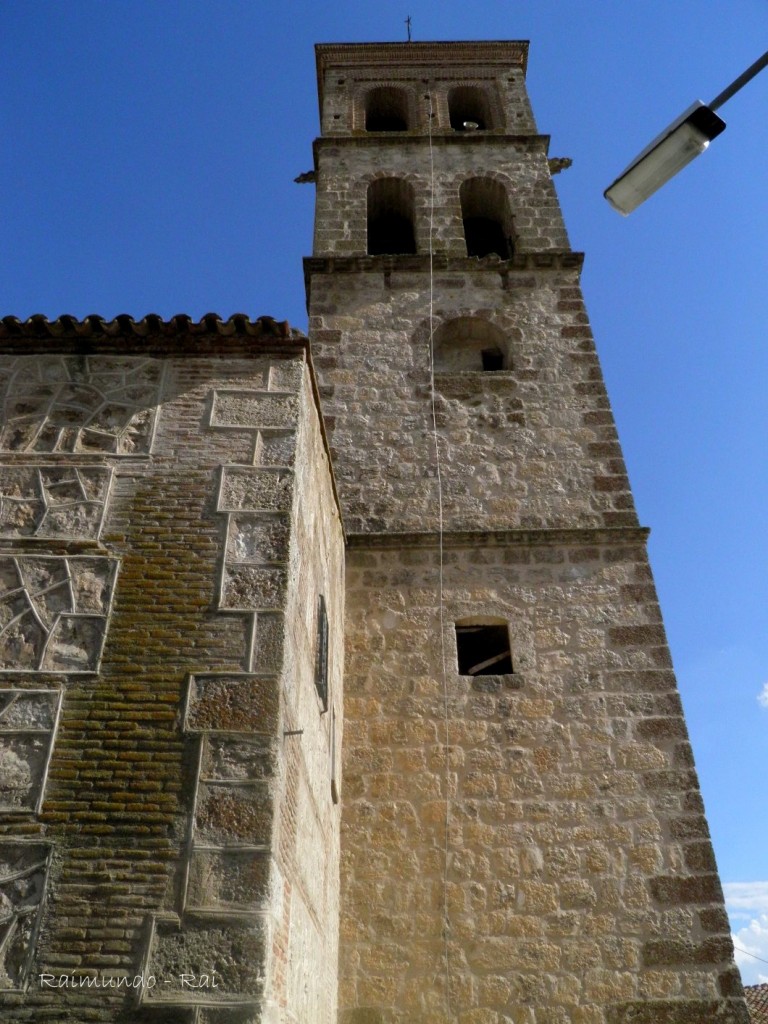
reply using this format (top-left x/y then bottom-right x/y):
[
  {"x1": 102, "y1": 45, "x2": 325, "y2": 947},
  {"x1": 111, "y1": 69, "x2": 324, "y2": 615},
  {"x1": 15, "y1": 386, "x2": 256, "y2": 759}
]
[
  {"x1": 448, "y1": 85, "x2": 493, "y2": 131},
  {"x1": 367, "y1": 179, "x2": 416, "y2": 255},
  {"x1": 460, "y1": 178, "x2": 515, "y2": 259},
  {"x1": 365, "y1": 87, "x2": 409, "y2": 131},
  {"x1": 455, "y1": 618, "x2": 513, "y2": 676},
  {"x1": 433, "y1": 317, "x2": 509, "y2": 373}
]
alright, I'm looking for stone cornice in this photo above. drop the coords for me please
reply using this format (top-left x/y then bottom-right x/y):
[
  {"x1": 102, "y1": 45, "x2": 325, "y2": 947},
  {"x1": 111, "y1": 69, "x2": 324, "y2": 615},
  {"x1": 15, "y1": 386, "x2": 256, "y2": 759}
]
[
  {"x1": 346, "y1": 527, "x2": 650, "y2": 550},
  {"x1": 313, "y1": 132, "x2": 551, "y2": 148},
  {"x1": 304, "y1": 251, "x2": 584, "y2": 281},
  {"x1": 316, "y1": 41, "x2": 529, "y2": 106}
]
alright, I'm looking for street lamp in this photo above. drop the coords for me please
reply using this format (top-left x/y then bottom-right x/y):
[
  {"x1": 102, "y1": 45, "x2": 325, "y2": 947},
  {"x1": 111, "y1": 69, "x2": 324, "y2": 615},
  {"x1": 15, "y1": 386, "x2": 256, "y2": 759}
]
[{"x1": 605, "y1": 48, "x2": 768, "y2": 215}]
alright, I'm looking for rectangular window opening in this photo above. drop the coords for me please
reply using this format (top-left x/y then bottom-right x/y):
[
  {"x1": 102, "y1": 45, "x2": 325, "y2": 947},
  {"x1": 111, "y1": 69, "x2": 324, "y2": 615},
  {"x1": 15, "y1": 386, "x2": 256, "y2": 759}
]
[
  {"x1": 481, "y1": 347, "x2": 505, "y2": 371},
  {"x1": 455, "y1": 623, "x2": 513, "y2": 676}
]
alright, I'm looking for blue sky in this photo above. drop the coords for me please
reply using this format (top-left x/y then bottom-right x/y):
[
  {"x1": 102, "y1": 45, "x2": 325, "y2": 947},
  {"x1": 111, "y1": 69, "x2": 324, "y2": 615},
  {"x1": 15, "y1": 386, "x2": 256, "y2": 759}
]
[{"x1": 3, "y1": 0, "x2": 767, "y2": 985}]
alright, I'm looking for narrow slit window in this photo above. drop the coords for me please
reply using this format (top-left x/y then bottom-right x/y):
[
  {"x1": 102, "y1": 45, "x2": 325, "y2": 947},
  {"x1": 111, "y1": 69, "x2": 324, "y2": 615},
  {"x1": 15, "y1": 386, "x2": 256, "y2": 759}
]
[
  {"x1": 455, "y1": 622, "x2": 512, "y2": 676},
  {"x1": 315, "y1": 595, "x2": 329, "y2": 712}
]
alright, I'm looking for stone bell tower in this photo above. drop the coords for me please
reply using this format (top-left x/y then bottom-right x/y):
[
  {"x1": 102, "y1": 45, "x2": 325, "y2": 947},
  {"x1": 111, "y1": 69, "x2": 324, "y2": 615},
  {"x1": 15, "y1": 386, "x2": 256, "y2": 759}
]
[{"x1": 306, "y1": 42, "x2": 748, "y2": 1024}]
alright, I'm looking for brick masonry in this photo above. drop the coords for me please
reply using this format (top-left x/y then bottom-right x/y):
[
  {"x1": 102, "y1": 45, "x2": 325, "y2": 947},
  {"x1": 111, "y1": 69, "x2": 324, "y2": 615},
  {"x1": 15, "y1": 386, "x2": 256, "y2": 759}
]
[{"x1": 0, "y1": 330, "x2": 344, "y2": 1023}]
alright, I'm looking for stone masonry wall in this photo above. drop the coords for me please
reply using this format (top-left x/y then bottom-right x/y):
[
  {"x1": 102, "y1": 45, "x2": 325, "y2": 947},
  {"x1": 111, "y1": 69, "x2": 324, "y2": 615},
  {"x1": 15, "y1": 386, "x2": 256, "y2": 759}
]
[
  {"x1": 308, "y1": 264, "x2": 636, "y2": 535},
  {"x1": 0, "y1": 334, "x2": 344, "y2": 1024},
  {"x1": 339, "y1": 534, "x2": 748, "y2": 1024},
  {"x1": 312, "y1": 138, "x2": 569, "y2": 257}
]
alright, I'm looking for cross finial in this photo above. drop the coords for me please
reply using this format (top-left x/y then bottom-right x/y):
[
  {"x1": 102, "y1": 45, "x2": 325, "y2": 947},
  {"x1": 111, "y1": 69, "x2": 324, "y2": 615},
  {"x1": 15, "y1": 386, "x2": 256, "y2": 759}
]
[{"x1": 405, "y1": 15, "x2": 412, "y2": 42}]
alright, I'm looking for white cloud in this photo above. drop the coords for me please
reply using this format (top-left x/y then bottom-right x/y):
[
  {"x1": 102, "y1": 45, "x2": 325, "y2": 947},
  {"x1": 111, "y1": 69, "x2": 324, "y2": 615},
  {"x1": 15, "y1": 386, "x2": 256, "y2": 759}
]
[
  {"x1": 724, "y1": 883, "x2": 768, "y2": 986},
  {"x1": 731, "y1": 915, "x2": 768, "y2": 986},
  {"x1": 758, "y1": 682, "x2": 768, "y2": 709},
  {"x1": 724, "y1": 881, "x2": 768, "y2": 916}
]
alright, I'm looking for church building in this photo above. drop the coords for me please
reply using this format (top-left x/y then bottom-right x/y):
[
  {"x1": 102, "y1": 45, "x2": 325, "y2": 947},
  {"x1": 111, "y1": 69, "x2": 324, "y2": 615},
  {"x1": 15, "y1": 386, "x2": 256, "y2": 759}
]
[{"x1": 0, "y1": 40, "x2": 749, "y2": 1024}]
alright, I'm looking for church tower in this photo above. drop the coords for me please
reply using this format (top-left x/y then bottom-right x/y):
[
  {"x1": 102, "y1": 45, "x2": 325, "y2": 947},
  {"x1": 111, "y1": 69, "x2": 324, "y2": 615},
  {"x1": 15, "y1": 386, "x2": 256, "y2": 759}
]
[{"x1": 307, "y1": 42, "x2": 748, "y2": 1024}]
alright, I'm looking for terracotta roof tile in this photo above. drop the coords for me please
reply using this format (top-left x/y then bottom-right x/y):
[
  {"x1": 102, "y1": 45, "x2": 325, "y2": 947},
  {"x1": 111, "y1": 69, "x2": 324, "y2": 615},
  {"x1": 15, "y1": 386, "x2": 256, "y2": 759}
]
[
  {"x1": 0, "y1": 313, "x2": 298, "y2": 340},
  {"x1": 746, "y1": 983, "x2": 768, "y2": 1023}
]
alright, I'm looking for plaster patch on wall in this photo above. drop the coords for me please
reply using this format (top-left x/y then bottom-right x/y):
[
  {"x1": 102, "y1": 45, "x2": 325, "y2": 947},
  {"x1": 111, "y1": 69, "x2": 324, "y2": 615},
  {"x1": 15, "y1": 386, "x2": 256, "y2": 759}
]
[
  {"x1": 0, "y1": 555, "x2": 118, "y2": 673},
  {"x1": 0, "y1": 689, "x2": 62, "y2": 813},
  {"x1": 0, "y1": 466, "x2": 113, "y2": 540},
  {"x1": 0, "y1": 842, "x2": 52, "y2": 991},
  {"x1": 0, "y1": 356, "x2": 162, "y2": 456}
]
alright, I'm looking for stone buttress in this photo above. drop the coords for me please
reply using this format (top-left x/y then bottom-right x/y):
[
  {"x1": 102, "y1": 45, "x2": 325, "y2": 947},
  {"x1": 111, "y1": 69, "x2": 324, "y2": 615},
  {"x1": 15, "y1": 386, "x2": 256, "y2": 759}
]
[{"x1": 306, "y1": 41, "x2": 749, "y2": 1024}]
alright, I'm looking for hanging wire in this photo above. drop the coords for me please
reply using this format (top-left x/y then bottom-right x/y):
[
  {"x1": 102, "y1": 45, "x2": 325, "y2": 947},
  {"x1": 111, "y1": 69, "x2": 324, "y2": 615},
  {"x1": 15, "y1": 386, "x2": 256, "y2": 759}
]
[{"x1": 425, "y1": 87, "x2": 454, "y2": 1022}]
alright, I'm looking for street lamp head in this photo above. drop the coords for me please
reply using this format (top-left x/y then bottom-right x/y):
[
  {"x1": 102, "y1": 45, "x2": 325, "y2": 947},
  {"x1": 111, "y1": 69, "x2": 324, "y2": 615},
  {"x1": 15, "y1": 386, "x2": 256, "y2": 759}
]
[{"x1": 605, "y1": 101, "x2": 726, "y2": 215}]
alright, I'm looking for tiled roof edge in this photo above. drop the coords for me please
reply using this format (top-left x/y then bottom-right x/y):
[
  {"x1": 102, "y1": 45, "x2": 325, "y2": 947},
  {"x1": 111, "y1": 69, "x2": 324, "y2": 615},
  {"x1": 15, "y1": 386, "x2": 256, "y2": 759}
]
[{"x1": 0, "y1": 313, "x2": 301, "y2": 341}]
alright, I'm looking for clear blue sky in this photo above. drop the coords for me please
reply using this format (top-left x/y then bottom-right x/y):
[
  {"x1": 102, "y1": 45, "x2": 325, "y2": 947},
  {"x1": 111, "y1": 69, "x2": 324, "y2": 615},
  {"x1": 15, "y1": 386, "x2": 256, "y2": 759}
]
[{"x1": 3, "y1": 0, "x2": 767, "y2": 983}]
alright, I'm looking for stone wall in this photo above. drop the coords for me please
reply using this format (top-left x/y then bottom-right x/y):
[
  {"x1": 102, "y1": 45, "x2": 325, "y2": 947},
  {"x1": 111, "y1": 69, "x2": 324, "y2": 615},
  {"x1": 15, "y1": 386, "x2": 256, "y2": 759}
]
[
  {"x1": 312, "y1": 139, "x2": 569, "y2": 257},
  {"x1": 0, "y1": 327, "x2": 344, "y2": 1024},
  {"x1": 308, "y1": 263, "x2": 635, "y2": 535},
  {"x1": 338, "y1": 533, "x2": 747, "y2": 1024}
]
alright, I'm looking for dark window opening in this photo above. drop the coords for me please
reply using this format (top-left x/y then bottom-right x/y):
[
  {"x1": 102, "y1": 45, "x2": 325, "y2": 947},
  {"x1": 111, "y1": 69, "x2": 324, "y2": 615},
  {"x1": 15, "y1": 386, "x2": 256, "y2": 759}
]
[
  {"x1": 366, "y1": 87, "x2": 409, "y2": 132},
  {"x1": 463, "y1": 216, "x2": 511, "y2": 259},
  {"x1": 368, "y1": 112, "x2": 407, "y2": 131},
  {"x1": 315, "y1": 595, "x2": 329, "y2": 712},
  {"x1": 448, "y1": 86, "x2": 492, "y2": 131},
  {"x1": 456, "y1": 623, "x2": 512, "y2": 676},
  {"x1": 481, "y1": 347, "x2": 505, "y2": 371},
  {"x1": 368, "y1": 213, "x2": 416, "y2": 255},
  {"x1": 367, "y1": 179, "x2": 417, "y2": 255},
  {"x1": 460, "y1": 178, "x2": 515, "y2": 261}
]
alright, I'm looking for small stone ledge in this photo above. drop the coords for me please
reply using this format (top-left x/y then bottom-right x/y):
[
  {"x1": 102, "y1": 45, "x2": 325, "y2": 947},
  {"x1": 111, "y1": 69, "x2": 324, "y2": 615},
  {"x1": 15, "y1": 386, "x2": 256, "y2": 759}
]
[
  {"x1": 467, "y1": 672, "x2": 523, "y2": 693},
  {"x1": 304, "y1": 251, "x2": 584, "y2": 277},
  {"x1": 314, "y1": 131, "x2": 552, "y2": 149},
  {"x1": 346, "y1": 526, "x2": 650, "y2": 550}
]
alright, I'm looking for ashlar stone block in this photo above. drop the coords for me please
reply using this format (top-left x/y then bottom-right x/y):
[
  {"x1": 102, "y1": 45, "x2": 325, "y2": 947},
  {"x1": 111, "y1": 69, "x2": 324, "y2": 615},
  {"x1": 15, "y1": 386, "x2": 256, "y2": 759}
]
[
  {"x1": 185, "y1": 674, "x2": 280, "y2": 736},
  {"x1": 141, "y1": 916, "x2": 265, "y2": 1006},
  {"x1": 217, "y1": 467, "x2": 294, "y2": 514},
  {"x1": 253, "y1": 431, "x2": 297, "y2": 467},
  {"x1": 194, "y1": 781, "x2": 273, "y2": 847},
  {"x1": 226, "y1": 514, "x2": 290, "y2": 565},
  {"x1": 220, "y1": 566, "x2": 287, "y2": 612},
  {"x1": 210, "y1": 391, "x2": 298, "y2": 430},
  {"x1": 186, "y1": 848, "x2": 271, "y2": 914},
  {"x1": 199, "y1": 735, "x2": 275, "y2": 782}
]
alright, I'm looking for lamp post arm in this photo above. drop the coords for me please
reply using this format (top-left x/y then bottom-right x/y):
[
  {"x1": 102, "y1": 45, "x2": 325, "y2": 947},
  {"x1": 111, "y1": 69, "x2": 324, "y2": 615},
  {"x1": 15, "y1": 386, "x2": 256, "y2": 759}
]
[{"x1": 710, "y1": 48, "x2": 768, "y2": 111}]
